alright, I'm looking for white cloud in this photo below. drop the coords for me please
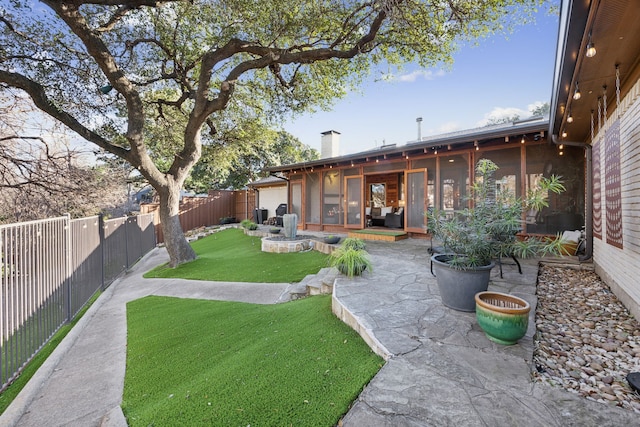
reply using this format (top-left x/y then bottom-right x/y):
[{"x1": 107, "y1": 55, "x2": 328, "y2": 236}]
[
  {"x1": 476, "y1": 107, "x2": 528, "y2": 127},
  {"x1": 527, "y1": 101, "x2": 546, "y2": 113},
  {"x1": 436, "y1": 121, "x2": 462, "y2": 134},
  {"x1": 385, "y1": 69, "x2": 446, "y2": 83}
]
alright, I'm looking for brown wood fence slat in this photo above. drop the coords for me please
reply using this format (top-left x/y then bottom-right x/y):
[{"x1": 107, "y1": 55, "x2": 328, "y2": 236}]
[{"x1": 141, "y1": 190, "x2": 256, "y2": 243}]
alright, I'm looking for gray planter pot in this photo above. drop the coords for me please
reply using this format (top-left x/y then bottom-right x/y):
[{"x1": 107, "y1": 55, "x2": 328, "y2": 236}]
[{"x1": 431, "y1": 254, "x2": 495, "y2": 312}]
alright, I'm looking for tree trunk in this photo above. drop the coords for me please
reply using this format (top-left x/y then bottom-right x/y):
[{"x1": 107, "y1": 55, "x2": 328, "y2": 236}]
[{"x1": 158, "y1": 184, "x2": 196, "y2": 267}]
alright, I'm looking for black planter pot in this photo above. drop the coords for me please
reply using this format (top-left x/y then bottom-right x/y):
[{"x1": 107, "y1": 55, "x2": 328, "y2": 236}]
[
  {"x1": 431, "y1": 254, "x2": 495, "y2": 312},
  {"x1": 324, "y1": 236, "x2": 340, "y2": 244}
]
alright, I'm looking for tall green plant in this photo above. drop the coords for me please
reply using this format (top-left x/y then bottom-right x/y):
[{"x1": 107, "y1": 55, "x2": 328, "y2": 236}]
[
  {"x1": 428, "y1": 159, "x2": 566, "y2": 268},
  {"x1": 329, "y1": 238, "x2": 372, "y2": 278}
]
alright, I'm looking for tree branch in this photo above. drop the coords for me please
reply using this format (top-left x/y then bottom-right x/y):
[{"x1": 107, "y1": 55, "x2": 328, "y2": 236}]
[{"x1": 0, "y1": 70, "x2": 130, "y2": 158}]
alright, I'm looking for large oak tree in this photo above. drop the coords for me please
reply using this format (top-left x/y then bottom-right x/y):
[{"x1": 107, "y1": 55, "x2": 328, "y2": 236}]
[{"x1": 0, "y1": 0, "x2": 543, "y2": 266}]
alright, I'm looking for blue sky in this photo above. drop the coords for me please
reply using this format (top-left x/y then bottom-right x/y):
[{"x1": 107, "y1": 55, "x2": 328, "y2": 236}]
[{"x1": 281, "y1": 8, "x2": 560, "y2": 156}]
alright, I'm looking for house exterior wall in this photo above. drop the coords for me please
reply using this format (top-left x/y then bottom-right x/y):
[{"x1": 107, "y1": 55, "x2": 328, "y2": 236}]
[
  {"x1": 256, "y1": 185, "x2": 288, "y2": 220},
  {"x1": 593, "y1": 75, "x2": 640, "y2": 320}
]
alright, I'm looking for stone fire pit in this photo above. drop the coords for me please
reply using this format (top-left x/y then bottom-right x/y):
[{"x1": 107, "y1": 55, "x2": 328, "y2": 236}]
[{"x1": 261, "y1": 235, "x2": 313, "y2": 253}]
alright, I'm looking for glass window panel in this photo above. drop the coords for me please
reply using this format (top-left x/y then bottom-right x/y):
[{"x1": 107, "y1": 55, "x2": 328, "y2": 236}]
[
  {"x1": 525, "y1": 144, "x2": 585, "y2": 234},
  {"x1": 343, "y1": 167, "x2": 360, "y2": 176},
  {"x1": 323, "y1": 170, "x2": 342, "y2": 224},
  {"x1": 363, "y1": 161, "x2": 405, "y2": 174},
  {"x1": 478, "y1": 148, "x2": 521, "y2": 198},
  {"x1": 406, "y1": 170, "x2": 426, "y2": 230},
  {"x1": 291, "y1": 182, "x2": 302, "y2": 219},
  {"x1": 346, "y1": 177, "x2": 362, "y2": 226},
  {"x1": 305, "y1": 172, "x2": 320, "y2": 223},
  {"x1": 439, "y1": 155, "x2": 469, "y2": 212},
  {"x1": 411, "y1": 158, "x2": 436, "y2": 208}
]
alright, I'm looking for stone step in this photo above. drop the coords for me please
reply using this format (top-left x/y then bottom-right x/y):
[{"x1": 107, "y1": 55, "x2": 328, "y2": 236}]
[
  {"x1": 288, "y1": 282, "x2": 308, "y2": 300},
  {"x1": 287, "y1": 268, "x2": 340, "y2": 299}
]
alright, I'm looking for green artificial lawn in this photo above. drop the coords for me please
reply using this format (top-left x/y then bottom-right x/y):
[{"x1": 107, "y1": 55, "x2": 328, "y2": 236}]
[
  {"x1": 144, "y1": 228, "x2": 328, "y2": 283},
  {"x1": 122, "y1": 295, "x2": 383, "y2": 427},
  {"x1": 0, "y1": 292, "x2": 101, "y2": 415}
]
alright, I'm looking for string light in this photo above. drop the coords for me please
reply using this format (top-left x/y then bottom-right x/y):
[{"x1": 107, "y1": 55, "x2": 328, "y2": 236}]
[
  {"x1": 585, "y1": 31, "x2": 596, "y2": 58},
  {"x1": 573, "y1": 82, "x2": 581, "y2": 100}
]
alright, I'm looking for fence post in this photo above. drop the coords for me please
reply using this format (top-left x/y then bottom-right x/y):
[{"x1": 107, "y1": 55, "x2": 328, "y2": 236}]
[
  {"x1": 64, "y1": 213, "x2": 72, "y2": 323},
  {"x1": 99, "y1": 214, "x2": 106, "y2": 291},
  {"x1": 124, "y1": 216, "x2": 130, "y2": 269}
]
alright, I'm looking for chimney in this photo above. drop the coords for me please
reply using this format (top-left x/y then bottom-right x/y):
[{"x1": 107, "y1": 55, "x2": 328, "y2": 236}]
[
  {"x1": 320, "y1": 130, "x2": 340, "y2": 159},
  {"x1": 416, "y1": 117, "x2": 423, "y2": 141}
]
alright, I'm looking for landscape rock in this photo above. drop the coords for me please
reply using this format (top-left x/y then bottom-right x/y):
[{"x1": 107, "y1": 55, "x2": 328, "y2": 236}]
[{"x1": 533, "y1": 265, "x2": 640, "y2": 413}]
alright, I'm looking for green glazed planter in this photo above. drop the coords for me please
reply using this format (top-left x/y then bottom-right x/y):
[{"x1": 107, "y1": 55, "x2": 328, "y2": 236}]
[{"x1": 475, "y1": 291, "x2": 531, "y2": 345}]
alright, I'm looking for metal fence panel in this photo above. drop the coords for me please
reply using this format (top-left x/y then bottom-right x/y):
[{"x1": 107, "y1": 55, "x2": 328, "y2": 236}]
[
  {"x1": 1, "y1": 213, "x2": 155, "y2": 391},
  {"x1": 1, "y1": 217, "x2": 68, "y2": 389},
  {"x1": 69, "y1": 216, "x2": 102, "y2": 319},
  {"x1": 138, "y1": 213, "x2": 156, "y2": 259},
  {"x1": 103, "y1": 217, "x2": 128, "y2": 286}
]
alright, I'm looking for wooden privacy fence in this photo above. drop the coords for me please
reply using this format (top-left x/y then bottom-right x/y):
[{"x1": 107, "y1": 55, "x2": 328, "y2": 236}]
[
  {"x1": 0, "y1": 213, "x2": 155, "y2": 392},
  {"x1": 141, "y1": 190, "x2": 256, "y2": 243}
]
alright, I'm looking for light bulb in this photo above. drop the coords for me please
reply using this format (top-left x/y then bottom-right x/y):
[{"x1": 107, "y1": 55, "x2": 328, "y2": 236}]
[{"x1": 573, "y1": 84, "x2": 581, "y2": 100}]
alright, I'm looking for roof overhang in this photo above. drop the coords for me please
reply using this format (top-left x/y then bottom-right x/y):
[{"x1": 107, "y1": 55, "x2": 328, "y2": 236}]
[
  {"x1": 550, "y1": 0, "x2": 640, "y2": 142},
  {"x1": 247, "y1": 175, "x2": 289, "y2": 187}
]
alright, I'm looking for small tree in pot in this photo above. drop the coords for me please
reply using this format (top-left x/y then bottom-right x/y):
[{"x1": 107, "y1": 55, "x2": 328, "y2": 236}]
[{"x1": 427, "y1": 159, "x2": 566, "y2": 311}]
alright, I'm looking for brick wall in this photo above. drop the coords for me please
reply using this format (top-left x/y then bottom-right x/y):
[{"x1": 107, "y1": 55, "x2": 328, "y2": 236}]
[{"x1": 593, "y1": 76, "x2": 640, "y2": 320}]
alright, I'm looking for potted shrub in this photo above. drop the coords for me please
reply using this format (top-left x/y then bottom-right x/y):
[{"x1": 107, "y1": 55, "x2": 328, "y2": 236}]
[
  {"x1": 329, "y1": 238, "x2": 372, "y2": 278},
  {"x1": 269, "y1": 227, "x2": 281, "y2": 234},
  {"x1": 427, "y1": 159, "x2": 566, "y2": 311}
]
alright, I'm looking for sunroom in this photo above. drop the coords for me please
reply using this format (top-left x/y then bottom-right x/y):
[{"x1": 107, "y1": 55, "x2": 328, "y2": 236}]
[{"x1": 266, "y1": 118, "x2": 586, "y2": 238}]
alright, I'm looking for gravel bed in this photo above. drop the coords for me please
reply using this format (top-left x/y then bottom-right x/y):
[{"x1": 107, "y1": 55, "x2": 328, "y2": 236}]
[{"x1": 534, "y1": 265, "x2": 640, "y2": 412}]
